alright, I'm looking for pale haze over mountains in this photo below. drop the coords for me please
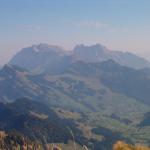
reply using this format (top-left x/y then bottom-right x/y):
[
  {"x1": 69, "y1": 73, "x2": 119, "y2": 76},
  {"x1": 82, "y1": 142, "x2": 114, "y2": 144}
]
[
  {"x1": 1, "y1": 43, "x2": 150, "y2": 67},
  {"x1": 9, "y1": 43, "x2": 150, "y2": 70},
  {"x1": 1, "y1": 1, "x2": 150, "y2": 66}
]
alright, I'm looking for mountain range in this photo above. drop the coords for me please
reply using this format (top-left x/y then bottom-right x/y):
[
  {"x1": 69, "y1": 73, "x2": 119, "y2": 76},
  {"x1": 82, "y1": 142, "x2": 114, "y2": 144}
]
[
  {"x1": 1, "y1": 43, "x2": 150, "y2": 149},
  {"x1": 9, "y1": 43, "x2": 150, "y2": 73}
]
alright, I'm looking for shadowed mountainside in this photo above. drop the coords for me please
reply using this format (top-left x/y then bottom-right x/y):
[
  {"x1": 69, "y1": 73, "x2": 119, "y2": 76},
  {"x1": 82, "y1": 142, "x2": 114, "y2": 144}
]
[{"x1": 0, "y1": 61, "x2": 150, "y2": 147}]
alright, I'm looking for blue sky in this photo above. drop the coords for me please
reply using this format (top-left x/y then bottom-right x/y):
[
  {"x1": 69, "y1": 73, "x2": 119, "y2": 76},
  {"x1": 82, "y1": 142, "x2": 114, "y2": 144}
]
[{"x1": 0, "y1": 0, "x2": 150, "y2": 65}]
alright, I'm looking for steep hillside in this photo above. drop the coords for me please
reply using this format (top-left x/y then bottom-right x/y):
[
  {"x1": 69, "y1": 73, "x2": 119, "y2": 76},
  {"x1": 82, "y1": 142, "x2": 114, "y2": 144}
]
[
  {"x1": 0, "y1": 98, "x2": 133, "y2": 150},
  {"x1": 0, "y1": 61, "x2": 150, "y2": 147},
  {"x1": 0, "y1": 98, "x2": 89, "y2": 145},
  {"x1": 73, "y1": 44, "x2": 150, "y2": 69},
  {"x1": 0, "y1": 64, "x2": 38, "y2": 103},
  {"x1": 9, "y1": 44, "x2": 72, "y2": 74}
]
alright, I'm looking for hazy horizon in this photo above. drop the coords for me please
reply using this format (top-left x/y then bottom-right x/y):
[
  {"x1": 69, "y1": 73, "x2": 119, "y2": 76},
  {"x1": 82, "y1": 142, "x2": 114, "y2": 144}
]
[
  {"x1": 1, "y1": 42, "x2": 150, "y2": 66},
  {"x1": 1, "y1": 0, "x2": 150, "y2": 65}
]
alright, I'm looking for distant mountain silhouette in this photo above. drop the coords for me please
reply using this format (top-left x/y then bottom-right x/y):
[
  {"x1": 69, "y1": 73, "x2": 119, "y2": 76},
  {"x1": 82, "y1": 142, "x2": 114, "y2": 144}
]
[
  {"x1": 72, "y1": 44, "x2": 150, "y2": 69},
  {"x1": 9, "y1": 43, "x2": 150, "y2": 72}
]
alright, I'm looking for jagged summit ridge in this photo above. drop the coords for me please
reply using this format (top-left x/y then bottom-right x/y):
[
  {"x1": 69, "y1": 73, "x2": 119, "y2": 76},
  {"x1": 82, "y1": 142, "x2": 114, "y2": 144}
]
[
  {"x1": 9, "y1": 43, "x2": 150, "y2": 70},
  {"x1": 31, "y1": 43, "x2": 65, "y2": 53}
]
